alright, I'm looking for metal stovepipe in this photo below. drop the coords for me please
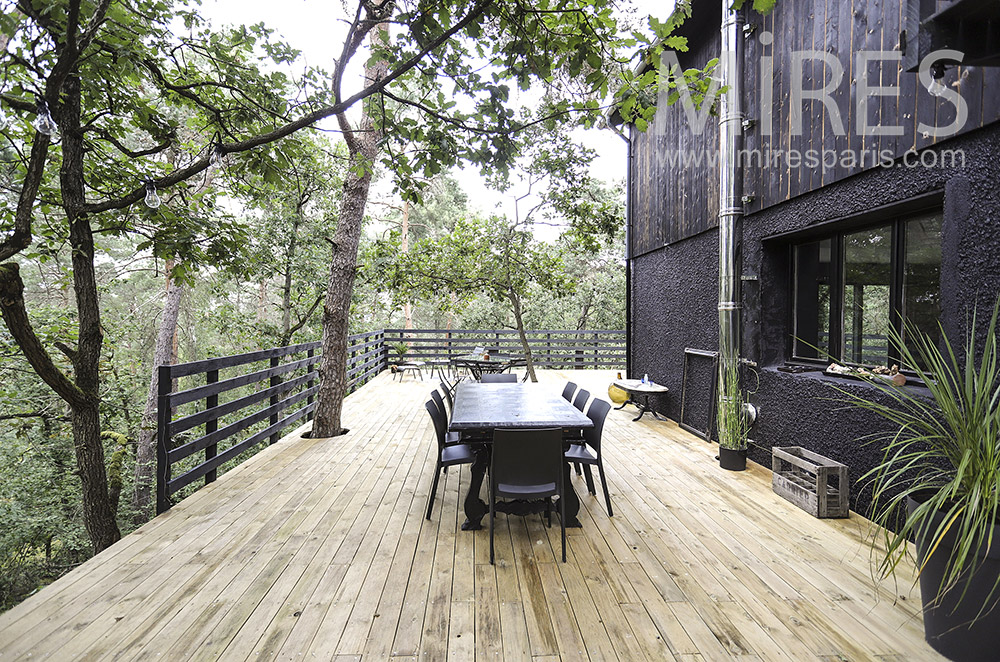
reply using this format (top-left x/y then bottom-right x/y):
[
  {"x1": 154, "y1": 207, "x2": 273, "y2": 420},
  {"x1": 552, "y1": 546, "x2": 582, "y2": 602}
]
[{"x1": 718, "y1": 1, "x2": 745, "y2": 398}]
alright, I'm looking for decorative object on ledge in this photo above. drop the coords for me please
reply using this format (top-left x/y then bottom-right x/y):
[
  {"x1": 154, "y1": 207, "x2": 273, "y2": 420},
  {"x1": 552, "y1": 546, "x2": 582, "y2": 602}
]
[
  {"x1": 825, "y1": 362, "x2": 907, "y2": 386},
  {"x1": 771, "y1": 446, "x2": 849, "y2": 519}
]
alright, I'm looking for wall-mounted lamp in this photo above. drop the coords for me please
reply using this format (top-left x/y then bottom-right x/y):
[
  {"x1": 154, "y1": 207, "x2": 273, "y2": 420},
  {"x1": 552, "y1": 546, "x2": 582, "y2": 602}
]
[{"x1": 927, "y1": 61, "x2": 948, "y2": 97}]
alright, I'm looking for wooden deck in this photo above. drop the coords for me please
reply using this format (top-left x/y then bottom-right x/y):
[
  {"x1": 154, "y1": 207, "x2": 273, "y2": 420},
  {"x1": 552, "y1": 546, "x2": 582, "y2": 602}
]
[{"x1": 0, "y1": 370, "x2": 942, "y2": 661}]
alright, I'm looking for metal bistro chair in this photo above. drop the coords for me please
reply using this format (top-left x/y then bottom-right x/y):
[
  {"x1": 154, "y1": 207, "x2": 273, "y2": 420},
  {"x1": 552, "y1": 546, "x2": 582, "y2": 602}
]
[
  {"x1": 565, "y1": 398, "x2": 613, "y2": 516},
  {"x1": 480, "y1": 373, "x2": 517, "y2": 383},
  {"x1": 490, "y1": 428, "x2": 567, "y2": 563},
  {"x1": 561, "y1": 382, "x2": 578, "y2": 402},
  {"x1": 424, "y1": 400, "x2": 475, "y2": 520}
]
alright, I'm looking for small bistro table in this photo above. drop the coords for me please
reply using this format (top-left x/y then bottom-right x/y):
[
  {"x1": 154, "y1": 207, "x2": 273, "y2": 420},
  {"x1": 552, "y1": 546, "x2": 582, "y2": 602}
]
[
  {"x1": 613, "y1": 378, "x2": 669, "y2": 421},
  {"x1": 449, "y1": 382, "x2": 593, "y2": 530}
]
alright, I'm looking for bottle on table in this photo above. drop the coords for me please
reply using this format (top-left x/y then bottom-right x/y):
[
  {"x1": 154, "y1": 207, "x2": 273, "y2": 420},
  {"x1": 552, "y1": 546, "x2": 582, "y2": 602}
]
[{"x1": 643, "y1": 373, "x2": 648, "y2": 384}]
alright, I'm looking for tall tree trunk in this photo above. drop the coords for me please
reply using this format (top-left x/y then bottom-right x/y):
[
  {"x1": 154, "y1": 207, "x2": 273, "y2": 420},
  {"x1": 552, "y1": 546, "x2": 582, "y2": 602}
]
[
  {"x1": 131, "y1": 269, "x2": 183, "y2": 524},
  {"x1": 312, "y1": 27, "x2": 388, "y2": 437},
  {"x1": 281, "y1": 210, "x2": 302, "y2": 342},
  {"x1": 509, "y1": 290, "x2": 537, "y2": 382},
  {"x1": 61, "y1": 72, "x2": 120, "y2": 552},
  {"x1": 401, "y1": 201, "x2": 413, "y2": 330}
]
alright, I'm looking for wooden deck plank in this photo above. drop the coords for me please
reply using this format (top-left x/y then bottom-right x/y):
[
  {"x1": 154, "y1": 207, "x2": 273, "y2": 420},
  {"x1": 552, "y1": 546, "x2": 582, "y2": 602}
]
[{"x1": 0, "y1": 370, "x2": 947, "y2": 662}]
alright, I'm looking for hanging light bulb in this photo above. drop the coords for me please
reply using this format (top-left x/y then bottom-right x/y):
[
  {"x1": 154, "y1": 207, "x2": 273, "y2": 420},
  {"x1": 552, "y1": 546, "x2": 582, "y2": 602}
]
[
  {"x1": 927, "y1": 62, "x2": 948, "y2": 98},
  {"x1": 144, "y1": 181, "x2": 161, "y2": 209},
  {"x1": 32, "y1": 99, "x2": 57, "y2": 136},
  {"x1": 209, "y1": 144, "x2": 225, "y2": 170}
]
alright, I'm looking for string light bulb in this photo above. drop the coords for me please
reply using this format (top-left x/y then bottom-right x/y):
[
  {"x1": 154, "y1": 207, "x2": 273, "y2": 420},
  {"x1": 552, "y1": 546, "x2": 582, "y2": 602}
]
[
  {"x1": 144, "y1": 181, "x2": 161, "y2": 209},
  {"x1": 32, "y1": 98, "x2": 57, "y2": 136},
  {"x1": 209, "y1": 144, "x2": 225, "y2": 169},
  {"x1": 927, "y1": 62, "x2": 948, "y2": 98}
]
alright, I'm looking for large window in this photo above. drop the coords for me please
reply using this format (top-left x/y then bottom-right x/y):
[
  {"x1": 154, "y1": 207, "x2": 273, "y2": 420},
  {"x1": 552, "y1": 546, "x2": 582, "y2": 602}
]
[{"x1": 792, "y1": 210, "x2": 942, "y2": 368}]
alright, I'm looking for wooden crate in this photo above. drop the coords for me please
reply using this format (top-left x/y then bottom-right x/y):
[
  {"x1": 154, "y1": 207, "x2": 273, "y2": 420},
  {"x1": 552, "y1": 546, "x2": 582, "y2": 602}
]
[{"x1": 771, "y1": 446, "x2": 849, "y2": 518}]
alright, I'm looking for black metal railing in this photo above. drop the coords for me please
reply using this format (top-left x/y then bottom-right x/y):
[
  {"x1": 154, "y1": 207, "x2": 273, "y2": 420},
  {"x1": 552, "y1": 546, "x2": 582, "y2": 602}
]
[
  {"x1": 155, "y1": 328, "x2": 621, "y2": 513},
  {"x1": 155, "y1": 331, "x2": 385, "y2": 514},
  {"x1": 382, "y1": 328, "x2": 626, "y2": 369}
]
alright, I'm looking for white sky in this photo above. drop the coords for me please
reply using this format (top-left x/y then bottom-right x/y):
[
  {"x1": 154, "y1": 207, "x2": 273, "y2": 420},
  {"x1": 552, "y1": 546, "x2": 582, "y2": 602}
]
[{"x1": 198, "y1": 0, "x2": 674, "y2": 233}]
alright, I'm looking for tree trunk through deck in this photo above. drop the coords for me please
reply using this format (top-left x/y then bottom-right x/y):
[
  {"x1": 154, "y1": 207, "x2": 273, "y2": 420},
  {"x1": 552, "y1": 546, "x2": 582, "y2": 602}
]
[
  {"x1": 509, "y1": 291, "x2": 538, "y2": 382},
  {"x1": 312, "y1": 29, "x2": 388, "y2": 438},
  {"x1": 131, "y1": 271, "x2": 184, "y2": 524}
]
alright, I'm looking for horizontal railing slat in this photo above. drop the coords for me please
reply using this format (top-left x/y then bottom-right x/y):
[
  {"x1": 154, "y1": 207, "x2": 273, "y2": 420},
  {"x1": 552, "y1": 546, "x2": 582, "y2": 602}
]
[
  {"x1": 167, "y1": 355, "x2": 317, "y2": 408},
  {"x1": 167, "y1": 402, "x2": 315, "y2": 494},
  {"x1": 168, "y1": 386, "x2": 317, "y2": 464},
  {"x1": 168, "y1": 341, "x2": 321, "y2": 378}
]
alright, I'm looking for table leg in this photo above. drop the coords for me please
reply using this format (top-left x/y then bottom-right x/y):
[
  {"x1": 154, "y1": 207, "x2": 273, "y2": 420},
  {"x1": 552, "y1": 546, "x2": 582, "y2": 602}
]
[
  {"x1": 461, "y1": 444, "x2": 489, "y2": 530},
  {"x1": 614, "y1": 400, "x2": 630, "y2": 410}
]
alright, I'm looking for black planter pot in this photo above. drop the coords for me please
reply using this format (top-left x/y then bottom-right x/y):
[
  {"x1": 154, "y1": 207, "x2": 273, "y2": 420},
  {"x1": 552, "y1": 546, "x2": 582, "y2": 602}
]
[
  {"x1": 719, "y1": 447, "x2": 747, "y2": 471},
  {"x1": 906, "y1": 496, "x2": 1000, "y2": 662}
]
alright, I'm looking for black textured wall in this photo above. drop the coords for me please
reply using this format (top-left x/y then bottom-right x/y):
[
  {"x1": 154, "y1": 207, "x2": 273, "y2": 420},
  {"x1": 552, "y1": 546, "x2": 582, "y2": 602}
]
[{"x1": 630, "y1": 123, "x2": 1000, "y2": 516}]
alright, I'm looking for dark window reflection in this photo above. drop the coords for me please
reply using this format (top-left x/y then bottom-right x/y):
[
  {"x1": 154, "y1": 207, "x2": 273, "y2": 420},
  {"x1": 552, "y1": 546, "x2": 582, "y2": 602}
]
[
  {"x1": 793, "y1": 239, "x2": 833, "y2": 358},
  {"x1": 903, "y1": 212, "x2": 943, "y2": 366},
  {"x1": 843, "y1": 227, "x2": 892, "y2": 365}
]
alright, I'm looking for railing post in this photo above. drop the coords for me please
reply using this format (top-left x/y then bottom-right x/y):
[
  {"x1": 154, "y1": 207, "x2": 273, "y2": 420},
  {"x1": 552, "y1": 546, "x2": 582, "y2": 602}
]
[
  {"x1": 155, "y1": 364, "x2": 173, "y2": 515},
  {"x1": 306, "y1": 347, "x2": 316, "y2": 421},
  {"x1": 205, "y1": 369, "x2": 219, "y2": 484},
  {"x1": 269, "y1": 356, "x2": 281, "y2": 445},
  {"x1": 594, "y1": 332, "x2": 599, "y2": 368}
]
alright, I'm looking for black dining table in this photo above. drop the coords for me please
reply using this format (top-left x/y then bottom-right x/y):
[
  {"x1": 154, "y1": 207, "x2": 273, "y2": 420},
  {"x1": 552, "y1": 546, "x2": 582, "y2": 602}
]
[{"x1": 449, "y1": 382, "x2": 593, "y2": 530}]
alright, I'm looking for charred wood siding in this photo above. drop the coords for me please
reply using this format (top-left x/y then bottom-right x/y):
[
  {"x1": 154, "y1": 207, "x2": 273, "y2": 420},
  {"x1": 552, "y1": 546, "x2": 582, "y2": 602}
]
[
  {"x1": 632, "y1": 0, "x2": 1000, "y2": 246},
  {"x1": 629, "y1": 29, "x2": 721, "y2": 257},
  {"x1": 742, "y1": 0, "x2": 1000, "y2": 213}
]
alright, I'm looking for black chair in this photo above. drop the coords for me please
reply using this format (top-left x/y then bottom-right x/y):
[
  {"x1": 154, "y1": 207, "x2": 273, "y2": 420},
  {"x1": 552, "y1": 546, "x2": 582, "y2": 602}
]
[
  {"x1": 564, "y1": 398, "x2": 613, "y2": 516},
  {"x1": 439, "y1": 380, "x2": 455, "y2": 416},
  {"x1": 490, "y1": 428, "x2": 567, "y2": 563},
  {"x1": 424, "y1": 400, "x2": 475, "y2": 520},
  {"x1": 572, "y1": 388, "x2": 591, "y2": 413},
  {"x1": 429, "y1": 389, "x2": 463, "y2": 444},
  {"x1": 481, "y1": 374, "x2": 517, "y2": 383},
  {"x1": 561, "y1": 382, "x2": 578, "y2": 402}
]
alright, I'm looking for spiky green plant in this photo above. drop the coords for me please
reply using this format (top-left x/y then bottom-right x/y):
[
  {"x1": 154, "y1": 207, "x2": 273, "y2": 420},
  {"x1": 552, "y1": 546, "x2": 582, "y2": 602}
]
[
  {"x1": 717, "y1": 359, "x2": 751, "y2": 450},
  {"x1": 845, "y1": 297, "x2": 1000, "y2": 619},
  {"x1": 392, "y1": 341, "x2": 410, "y2": 358}
]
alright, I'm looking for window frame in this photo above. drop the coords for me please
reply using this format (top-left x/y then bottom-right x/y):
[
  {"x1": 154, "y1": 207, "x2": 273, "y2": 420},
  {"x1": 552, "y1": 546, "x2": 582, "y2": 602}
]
[{"x1": 788, "y1": 207, "x2": 942, "y2": 370}]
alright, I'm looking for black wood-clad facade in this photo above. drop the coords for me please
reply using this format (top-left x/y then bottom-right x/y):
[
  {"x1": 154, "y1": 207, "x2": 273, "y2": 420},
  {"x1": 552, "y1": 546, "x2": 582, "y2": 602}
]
[{"x1": 626, "y1": 0, "x2": 1000, "y2": 515}]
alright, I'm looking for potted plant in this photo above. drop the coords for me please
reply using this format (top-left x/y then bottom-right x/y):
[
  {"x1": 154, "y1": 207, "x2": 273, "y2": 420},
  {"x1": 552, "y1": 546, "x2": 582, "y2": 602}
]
[
  {"x1": 717, "y1": 359, "x2": 752, "y2": 471},
  {"x1": 843, "y1": 300, "x2": 1000, "y2": 662},
  {"x1": 392, "y1": 341, "x2": 410, "y2": 360}
]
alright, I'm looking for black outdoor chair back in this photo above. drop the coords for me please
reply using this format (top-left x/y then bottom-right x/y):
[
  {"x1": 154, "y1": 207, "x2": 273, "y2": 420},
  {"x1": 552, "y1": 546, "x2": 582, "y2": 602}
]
[
  {"x1": 561, "y1": 382, "x2": 578, "y2": 402},
  {"x1": 430, "y1": 389, "x2": 448, "y2": 421},
  {"x1": 490, "y1": 427, "x2": 566, "y2": 562},
  {"x1": 583, "y1": 398, "x2": 611, "y2": 453},
  {"x1": 572, "y1": 388, "x2": 591, "y2": 413},
  {"x1": 481, "y1": 374, "x2": 517, "y2": 383},
  {"x1": 492, "y1": 428, "x2": 562, "y2": 498},
  {"x1": 425, "y1": 399, "x2": 448, "y2": 449},
  {"x1": 439, "y1": 381, "x2": 454, "y2": 414}
]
